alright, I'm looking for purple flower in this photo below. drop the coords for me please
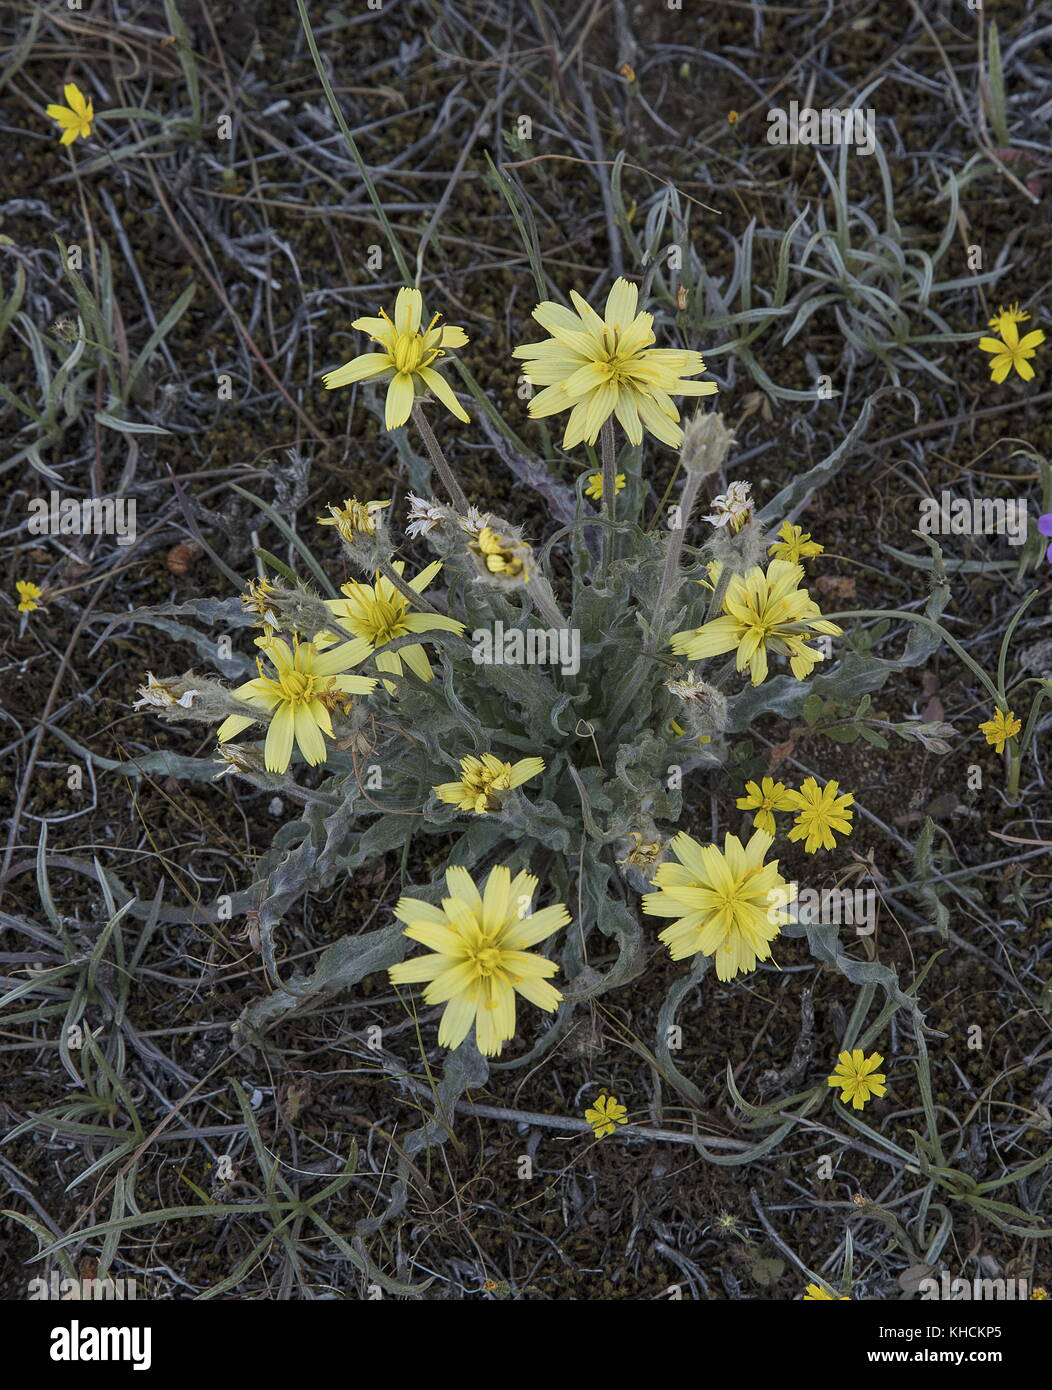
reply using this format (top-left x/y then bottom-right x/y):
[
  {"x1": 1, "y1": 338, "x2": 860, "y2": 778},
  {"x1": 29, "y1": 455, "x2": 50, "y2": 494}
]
[{"x1": 1039, "y1": 513, "x2": 1052, "y2": 562}]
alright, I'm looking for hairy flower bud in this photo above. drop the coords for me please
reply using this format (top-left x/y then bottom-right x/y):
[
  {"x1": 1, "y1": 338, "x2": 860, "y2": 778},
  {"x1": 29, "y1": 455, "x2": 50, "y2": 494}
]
[{"x1": 680, "y1": 410, "x2": 735, "y2": 478}]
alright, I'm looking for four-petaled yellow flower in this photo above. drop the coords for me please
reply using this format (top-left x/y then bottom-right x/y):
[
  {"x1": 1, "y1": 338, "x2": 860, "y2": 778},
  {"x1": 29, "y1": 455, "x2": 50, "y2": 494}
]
[
  {"x1": 322, "y1": 286, "x2": 469, "y2": 428},
  {"x1": 642, "y1": 829, "x2": 795, "y2": 981},
  {"x1": 827, "y1": 1049, "x2": 886, "y2": 1110},
  {"x1": 46, "y1": 82, "x2": 94, "y2": 144},
  {"x1": 803, "y1": 1283, "x2": 850, "y2": 1300},
  {"x1": 785, "y1": 777, "x2": 854, "y2": 853},
  {"x1": 978, "y1": 707, "x2": 1021, "y2": 754},
  {"x1": 512, "y1": 277, "x2": 717, "y2": 448},
  {"x1": 978, "y1": 315, "x2": 1045, "y2": 383},
  {"x1": 434, "y1": 753, "x2": 545, "y2": 814},
  {"x1": 584, "y1": 1093, "x2": 628, "y2": 1138},
  {"x1": 670, "y1": 559, "x2": 842, "y2": 686},
  {"x1": 317, "y1": 497, "x2": 390, "y2": 541},
  {"x1": 584, "y1": 471, "x2": 626, "y2": 500},
  {"x1": 318, "y1": 560, "x2": 464, "y2": 692},
  {"x1": 736, "y1": 777, "x2": 796, "y2": 834},
  {"x1": 217, "y1": 635, "x2": 378, "y2": 773},
  {"x1": 16, "y1": 580, "x2": 43, "y2": 613},
  {"x1": 388, "y1": 863, "x2": 569, "y2": 1056},
  {"x1": 768, "y1": 520, "x2": 824, "y2": 564}
]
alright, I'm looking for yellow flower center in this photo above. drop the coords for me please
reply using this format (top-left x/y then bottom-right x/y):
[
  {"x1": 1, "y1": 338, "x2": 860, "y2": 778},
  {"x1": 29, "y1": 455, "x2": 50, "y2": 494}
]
[
  {"x1": 278, "y1": 669, "x2": 316, "y2": 704},
  {"x1": 391, "y1": 331, "x2": 440, "y2": 375},
  {"x1": 365, "y1": 595, "x2": 409, "y2": 645},
  {"x1": 471, "y1": 943, "x2": 504, "y2": 978}
]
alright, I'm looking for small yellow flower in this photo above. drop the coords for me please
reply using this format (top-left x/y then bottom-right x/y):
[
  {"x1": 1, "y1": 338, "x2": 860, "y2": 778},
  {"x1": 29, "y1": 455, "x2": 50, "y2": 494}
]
[
  {"x1": 317, "y1": 497, "x2": 390, "y2": 541},
  {"x1": 978, "y1": 316, "x2": 1045, "y2": 383},
  {"x1": 512, "y1": 276, "x2": 717, "y2": 449},
  {"x1": 584, "y1": 1093, "x2": 628, "y2": 1138},
  {"x1": 768, "y1": 520, "x2": 824, "y2": 564},
  {"x1": 785, "y1": 777, "x2": 854, "y2": 854},
  {"x1": 16, "y1": 580, "x2": 44, "y2": 613},
  {"x1": 434, "y1": 753, "x2": 545, "y2": 814},
  {"x1": 803, "y1": 1283, "x2": 850, "y2": 1300},
  {"x1": 1031, "y1": 1287, "x2": 1048, "y2": 1300},
  {"x1": 584, "y1": 471, "x2": 626, "y2": 500},
  {"x1": 736, "y1": 777, "x2": 796, "y2": 834},
  {"x1": 987, "y1": 302, "x2": 1029, "y2": 334},
  {"x1": 241, "y1": 577, "x2": 280, "y2": 628},
  {"x1": 704, "y1": 480, "x2": 752, "y2": 531},
  {"x1": 322, "y1": 286, "x2": 469, "y2": 429},
  {"x1": 46, "y1": 82, "x2": 94, "y2": 144},
  {"x1": 217, "y1": 634, "x2": 378, "y2": 773},
  {"x1": 642, "y1": 829, "x2": 795, "y2": 981},
  {"x1": 617, "y1": 831, "x2": 663, "y2": 869},
  {"x1": 978, "y1": 707, "x2": 1021, "y2": 754},
  {"x1": 388, "y1": 863, "x2": 569, "y2": 1056},
  {"x1": 472, "y1": 525, "x2": 531, "y2": 580},
  {"x1": 727, "y1": 110, "x2": 740, "y2": 125},
  {"x1": 827, "y1": 1049, "x2": 887, "y2": 1110}
]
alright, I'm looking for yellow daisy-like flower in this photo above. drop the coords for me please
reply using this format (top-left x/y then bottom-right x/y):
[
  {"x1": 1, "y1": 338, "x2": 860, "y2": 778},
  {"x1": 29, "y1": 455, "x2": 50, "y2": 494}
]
[
  {"x1": 471, "y1": 525, "x2": 530, "y2": 580},
  {"x1": 584, "y1": 1093, "x2": 628, "y2": 1138},
  {"x1": 511, "y1": 276, "x2": 717, "y2": 448},
  {"x1": 321, "y1": 286, "x2": 469, "y2": 428},
  {"x1": 317, "y1": 497, "x2": 390, "y2": 541},
  {"x1": 1031, "y1": 1287, "x2": 1048, "y2": 1300},
  {"x1": 803, "y1": 1283, "x2": 850, "y2": 1300},
  {"x1": 670, "y1": 559, "x2": 842, "y2": 686},
  {"x1": 736, "y1": 777, "x2": 797, "y2": 834},
  {"x1": 785, "y1": 777, "x2": 854, "y2": 853},
  {"x1": 46, "y1": 82, "x2": 94, "y2": 144},
  {"x1": 987, "y1": 302, "x2": 1029, "y2": 334},
  {"x1": 978, "y1": 707, "x2": 1021, "y2": 754},
  {"x1": 388, "y1": 863, "x2": 569, "y2": 1056},
  {"x1": 584, "y1": 471, "x2": 626, "y2": 500},
  {"x1": 16, "y1": 580, "x2": 44, "y2": 613},
  {"x1": 978, "y1": 316, "x2": 1045, "y2": 384},
  {"x1": 434, "y1": 753, "x2": 545, "y2": 815},
  {"x1": 768, "y1": 520, "x2": 824, "y2": 564},
  {"x1": 216, "y1": 634, "x2": 378, "y2": 773},
  {"x1": 826, "y1": 1049, "x2": 887, "y2": 1110},
  {"x1": 642, "y1": 829, "x2": 795, "y2": 981},
  {"x1": 318, "y1": 560, "x2": 464, "y2": 692}
]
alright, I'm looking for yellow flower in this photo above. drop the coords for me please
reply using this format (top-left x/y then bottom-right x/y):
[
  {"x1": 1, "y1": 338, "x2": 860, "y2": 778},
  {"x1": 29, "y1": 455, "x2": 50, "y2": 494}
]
[
  {"x1": 512, "y1": 276, "x2": 717, "y2": 448},
  {"x1": 46, "y1": 82, "x2": 93, "y2": 144},
  {"x1": 670, "y1": 559, "x2": 842, "y2": 686},
  {"x1": 584, "y1": 1093, "x2": 628, "y2": 1138},
  {"x1": 987, "y1": 302, "x2": 1029, "y2": 333},
  {"x1": 584, "y1": 471, "x2": 626, "y2": 500},
  {"x1": 434, "y1": 753, "x2": 545, "y2": 814},
  {"x1": 704, "y1": 480, "x2": 752, "y2": 531},
  {"x1": 1031, "y1": 1287, "x2": 1048, "y2": 1300},
  {"x1": 978, "y1": 316, "x2": 1045, "y2": 383},
  {"x1": 642, "y1": 829, "x2": 794, "y2": 981},
  {"x1": 241, "y1": 577, "x2": 280, "y2": 628},
  {"x1": 978, "y1": 707, "x2": 1021, "y2": 754},
  {"x1": 319, "y1": 560, "x2": 464, "y2": 691},
  {"x1": 471, "y1": 525, "x2": 531, "y2": 580},
  {"x1": 803, "y1": 1283, "x2": 850, "y2": 1300},
  {"x1": 736, "y1": 777, "x2": 796, "y2": 834},
  {"x1": 785, "y1": 777, "x2": 854, "y2": 853},
  {"x1": 827, "y1": 1049, "x2": 886, "y2": 1110},
  {"x1": 388, "y1": 863, "x2": 569, "y2": 1056},
  {"x1": 317, "y1": 497, "x2": 390, "y2": 541},
  {"x1": 217, "y1": 635, "x2": 378, "y2": 773},
  {"x1": 768, "y1": 520, "x2": 824, "y2": 564},
  {"x1": 16, "y1": 580, "x2": 43, "y2": 613},
  {"x1": 322, "y1": 286, "x2": 469, "y2": 428}
]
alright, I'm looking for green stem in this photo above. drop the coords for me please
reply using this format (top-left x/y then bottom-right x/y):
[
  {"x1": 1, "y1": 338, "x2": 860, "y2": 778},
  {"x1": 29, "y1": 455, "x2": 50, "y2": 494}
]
[
  {"x1": 412, "y1": 403, "x2": 469, "y2": 512},
  {"x1": 600, "y1": 417, "x2": 617, "y2": 578}
]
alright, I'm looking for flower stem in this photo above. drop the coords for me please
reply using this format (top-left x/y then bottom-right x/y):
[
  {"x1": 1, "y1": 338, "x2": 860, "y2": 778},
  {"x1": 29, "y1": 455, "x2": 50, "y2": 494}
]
[
  {"x1": 600, "y1": 417, "x2": 617, "y2": 577},
  {"x1": 528, "y1": 575, "x2": 568, "y2": 631},
  {"x1": 377, "y1": 558, "x2": 439, "y2": 613},
  {"x1": 413, "y1": 402, "x2": 469, "y2": 512}
]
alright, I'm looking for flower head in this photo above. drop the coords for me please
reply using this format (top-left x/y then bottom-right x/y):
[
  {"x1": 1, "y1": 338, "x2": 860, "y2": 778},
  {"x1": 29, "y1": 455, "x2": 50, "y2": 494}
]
[
  {"x1": 768, "y1": 520, "x2": 824, "y2": 564},
  {"x1": 671, "y1": 559, "x2": 842, "y2": 686},
  {"x1": 470, "y1": 525, "x2": 532, "y2": 582},
  {"x1": 388, "y1": 863, "x2": 569, "y2": 1056},
  {"x1": 46, "y1": 83, "x2": 93, "y2": 144},
  {"x1": 241, "y1": 577, "x2": 281, "y2": 628},
  {"x1": 987, "y1": 302, "x2": 1029, "y2": 334},
  {"x1": 785, "y1": 777, "x2": 854, "y2": 853},
  {"x1": 319, "y1": 560, "x2": 464, "y2": 691},
  {"x1": 736, "y1": 777, "x2": 797, "y2": 834},
  {"x1": 133, "y1": 673, "x2": 200, "y2": 710},
  {"x1": 322, "y1": 287, "x2": 469, "y2": 428},
  {"x1": 15, "y1": 580, "x2": 43, "y2": 613},
  {"x1": 803, "y1": 1283, "x2": 850, "y2": 1301},
  {"x1": 434, "y1": 753, "x2": 545, "y2": 814},
  {"x1": 978, "y1": 707, "x2": 1021, "y2": 754},
  {"x1": 642, "y1": 829, "x2": 794, "y2": 981},
  {"x1": 827, "y1": 1050, "x2": 886, "y2": 1110},
  {"x1": 978, "y1": 316, "x2": 1045, "y2": 383},
  {"x1": 704, "y1": 480, "x2": 753, "y2": 532},
  {"x1": 584, "y1": 471, "x2": 626, "y2": 501},
  {"x1": 216, "y1": 634, "x2": 377, "y2": 772},
  {"x1": 317, "y1": 497, "x2": 390, "y2": 542},
  {"x1": 512, "y1": 277, "x2": 717, "y2": 448},
  {"x1": 584, "y1": 1093, "x2": 628, "y2": 1138}
]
